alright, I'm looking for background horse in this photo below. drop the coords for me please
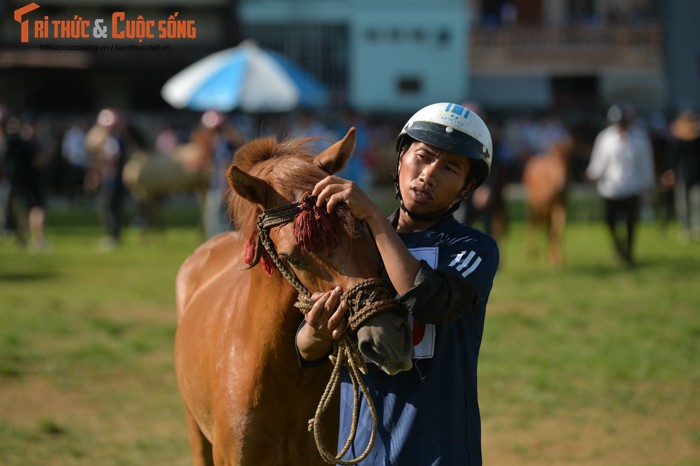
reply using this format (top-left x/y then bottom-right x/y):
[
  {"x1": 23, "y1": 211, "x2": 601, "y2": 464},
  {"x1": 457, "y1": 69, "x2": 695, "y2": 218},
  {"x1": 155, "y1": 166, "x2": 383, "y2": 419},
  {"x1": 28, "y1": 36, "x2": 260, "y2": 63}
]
[
  {"x1": 174, "y1": 128, "x2": 413, "y2": 465},
  {"x1": 522, "y1": 136, "x2": 574, "y2": 266},
  {"x1": 85, "y1": 120, "x2": 212, "y2": 232},
  {"x1": 122, "y1": 127, "x2": 212, "y2": 232}
]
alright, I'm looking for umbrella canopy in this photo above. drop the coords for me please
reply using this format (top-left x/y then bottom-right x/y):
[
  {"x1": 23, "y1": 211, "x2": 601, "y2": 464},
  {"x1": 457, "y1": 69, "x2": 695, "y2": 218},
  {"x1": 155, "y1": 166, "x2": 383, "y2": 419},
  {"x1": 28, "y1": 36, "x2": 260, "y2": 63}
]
[{"x1": 161, "y1": 40, "x2": 329, "y2": 113}]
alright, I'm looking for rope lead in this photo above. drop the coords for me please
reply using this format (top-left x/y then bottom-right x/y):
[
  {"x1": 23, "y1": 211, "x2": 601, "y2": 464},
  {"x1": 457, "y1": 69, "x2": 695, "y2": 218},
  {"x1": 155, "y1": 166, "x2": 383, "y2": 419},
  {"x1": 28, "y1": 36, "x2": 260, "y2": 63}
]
[{"x1": 255, "y1": 198, "x2": 402, "y2": 465}]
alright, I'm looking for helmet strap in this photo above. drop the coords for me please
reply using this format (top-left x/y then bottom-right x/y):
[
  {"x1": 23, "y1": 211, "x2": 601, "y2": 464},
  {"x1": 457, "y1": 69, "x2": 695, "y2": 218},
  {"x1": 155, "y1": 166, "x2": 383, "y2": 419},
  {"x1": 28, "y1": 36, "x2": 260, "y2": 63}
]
[{"x1": 399, "y1": 199, "x2": 463, "y2": 223}]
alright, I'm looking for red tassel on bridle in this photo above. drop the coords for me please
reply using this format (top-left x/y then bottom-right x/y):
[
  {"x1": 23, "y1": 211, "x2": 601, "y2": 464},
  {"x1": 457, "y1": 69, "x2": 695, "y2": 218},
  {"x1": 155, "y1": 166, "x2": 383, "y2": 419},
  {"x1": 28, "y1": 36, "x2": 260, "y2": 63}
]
[
  {"x1": 246, "y1": 192, "x2": 341, "y2": 277},
  {"x1": 243, "y1": 232, "x2": 274, "y2": 277},
  {"x1": 243, "y1": 234, "x2": 257, "y2": 265},
  {"x1": 259, "y1": 253, "x2": 274, "y2": 276},
  {"x1": 293, "y1": 193, "x2": 340, "y2": 254}
]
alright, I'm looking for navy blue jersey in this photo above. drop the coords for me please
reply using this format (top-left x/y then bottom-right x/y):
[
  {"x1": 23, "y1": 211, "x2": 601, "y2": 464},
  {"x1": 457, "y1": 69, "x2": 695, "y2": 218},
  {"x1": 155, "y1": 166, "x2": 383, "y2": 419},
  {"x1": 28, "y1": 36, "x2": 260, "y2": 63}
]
[{"x1": 338, "y1": 214, "x2": 499, "y2": 465}]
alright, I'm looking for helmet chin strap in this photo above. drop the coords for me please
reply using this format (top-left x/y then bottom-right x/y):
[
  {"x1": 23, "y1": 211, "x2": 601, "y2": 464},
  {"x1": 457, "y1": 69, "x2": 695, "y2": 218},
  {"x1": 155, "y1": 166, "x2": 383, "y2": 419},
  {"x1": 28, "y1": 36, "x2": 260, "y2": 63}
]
[{"x1": 399, "y1": 201, "x2": 461, "y2": 222}]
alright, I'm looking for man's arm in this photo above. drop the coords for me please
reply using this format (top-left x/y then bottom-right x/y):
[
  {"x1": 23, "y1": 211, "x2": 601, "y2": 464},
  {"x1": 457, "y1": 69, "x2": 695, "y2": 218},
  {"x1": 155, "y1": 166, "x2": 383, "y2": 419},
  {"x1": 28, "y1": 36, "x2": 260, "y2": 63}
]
[
  {"x1": 398, "y1": 261, "x2": 479, "y2": 324},
  {"x1": 313, "y1": 176, "x2": 421, "y2": 295}
]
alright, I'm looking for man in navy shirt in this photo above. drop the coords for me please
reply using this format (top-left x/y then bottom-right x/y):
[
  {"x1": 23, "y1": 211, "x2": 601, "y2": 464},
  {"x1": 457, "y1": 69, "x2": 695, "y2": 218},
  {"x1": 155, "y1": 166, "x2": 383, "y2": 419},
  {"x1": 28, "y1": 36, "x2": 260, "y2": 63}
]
[{"x1": 297, "y1": 102, "x2": 499, "y2": 465}]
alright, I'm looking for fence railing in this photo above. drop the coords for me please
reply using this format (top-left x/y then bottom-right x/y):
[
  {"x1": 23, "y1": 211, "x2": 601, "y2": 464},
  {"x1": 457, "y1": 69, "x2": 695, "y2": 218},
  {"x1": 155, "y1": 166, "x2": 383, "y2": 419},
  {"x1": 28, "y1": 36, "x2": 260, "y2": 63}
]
[{"x1": 470, "y1": 24, "x2": 663, "y2": 72}]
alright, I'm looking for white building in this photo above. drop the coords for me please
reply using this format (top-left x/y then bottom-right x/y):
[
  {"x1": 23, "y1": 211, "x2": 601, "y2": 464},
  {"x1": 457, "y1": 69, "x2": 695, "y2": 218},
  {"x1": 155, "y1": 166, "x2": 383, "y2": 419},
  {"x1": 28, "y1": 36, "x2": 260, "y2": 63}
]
[{"x1": 240, "y1": 0, "x2": 470, "y2": 112}]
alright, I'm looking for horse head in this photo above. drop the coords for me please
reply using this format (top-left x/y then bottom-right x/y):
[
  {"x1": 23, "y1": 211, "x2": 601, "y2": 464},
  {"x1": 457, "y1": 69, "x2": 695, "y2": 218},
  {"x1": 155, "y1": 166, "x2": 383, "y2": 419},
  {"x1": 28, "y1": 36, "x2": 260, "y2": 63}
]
[
  {"x1": 226, "y1": 128, "x2": 413, "y2": 376},
  {"x1": 550, "y1": 135, "x2": 574, "y2": 161}
]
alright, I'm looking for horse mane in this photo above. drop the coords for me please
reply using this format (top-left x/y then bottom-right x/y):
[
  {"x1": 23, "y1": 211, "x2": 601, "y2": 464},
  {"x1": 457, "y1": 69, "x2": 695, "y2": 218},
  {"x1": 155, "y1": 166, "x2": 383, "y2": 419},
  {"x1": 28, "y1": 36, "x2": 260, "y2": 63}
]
[{"x1": 226, "y1": 135, "x2": 357, "y2": 245}]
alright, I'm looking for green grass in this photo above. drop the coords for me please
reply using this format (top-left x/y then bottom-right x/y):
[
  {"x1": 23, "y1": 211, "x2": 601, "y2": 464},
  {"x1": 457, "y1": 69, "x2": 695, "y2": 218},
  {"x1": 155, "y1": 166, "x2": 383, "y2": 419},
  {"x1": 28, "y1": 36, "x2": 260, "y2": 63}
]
[
  {"x1": 0, "y1": 203, "x2": 201, "y2": 466},
  {"x1": 1, "y1": 202, "x2": 699, "y2": 465},
  {"x1": 480, "y1": 220, "x2": 700, "y2": 465}
]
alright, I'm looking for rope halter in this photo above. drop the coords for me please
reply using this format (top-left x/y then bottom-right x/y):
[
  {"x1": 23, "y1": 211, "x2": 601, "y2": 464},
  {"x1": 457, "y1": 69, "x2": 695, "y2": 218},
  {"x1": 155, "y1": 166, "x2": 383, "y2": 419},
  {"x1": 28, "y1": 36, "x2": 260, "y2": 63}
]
[{"x1": 252, "y1": 192, "x2": 405, "y2": 464}]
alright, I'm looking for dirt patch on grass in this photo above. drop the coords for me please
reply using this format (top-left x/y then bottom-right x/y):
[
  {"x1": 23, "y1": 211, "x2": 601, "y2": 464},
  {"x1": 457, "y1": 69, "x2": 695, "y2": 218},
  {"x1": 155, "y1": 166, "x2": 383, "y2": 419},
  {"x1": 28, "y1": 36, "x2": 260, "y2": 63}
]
[
  {"x1": 0, "y1": 306, "x2": 191, "y2": 466},
  {"x1": 0, "y1": 376, "x2": 96, "y2": 431},
  {"x1": 0, "y1": 368, "x2": 191, "y2": 466},
  {"x1": 6, "y1": 373, "x2": 697, "y2": 466},
  {"x1": 484, "y1": 408, "x2": 699, "y2": 465}
]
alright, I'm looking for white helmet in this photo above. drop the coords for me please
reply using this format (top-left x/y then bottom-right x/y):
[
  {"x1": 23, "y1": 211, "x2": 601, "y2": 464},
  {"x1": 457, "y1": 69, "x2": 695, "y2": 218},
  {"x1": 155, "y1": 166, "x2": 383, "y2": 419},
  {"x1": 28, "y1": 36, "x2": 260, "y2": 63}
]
[{"x1": 396, "y1": 102, "x2": 493, "y2": 190}]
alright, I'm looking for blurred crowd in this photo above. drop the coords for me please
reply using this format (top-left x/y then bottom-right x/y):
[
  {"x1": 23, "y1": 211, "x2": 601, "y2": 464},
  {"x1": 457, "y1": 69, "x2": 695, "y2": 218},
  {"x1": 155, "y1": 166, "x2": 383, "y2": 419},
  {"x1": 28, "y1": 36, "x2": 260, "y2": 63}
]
[{"x1": 0, "y1": 102, "x2": 698, "y2": 259}]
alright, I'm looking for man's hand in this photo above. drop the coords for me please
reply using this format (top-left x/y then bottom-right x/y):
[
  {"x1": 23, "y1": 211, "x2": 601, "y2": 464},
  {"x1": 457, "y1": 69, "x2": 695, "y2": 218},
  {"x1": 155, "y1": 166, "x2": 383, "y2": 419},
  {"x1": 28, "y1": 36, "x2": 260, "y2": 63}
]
[
  {"x1": 306, "y1": 286, "x2": 348, "y2": 339},
  {"x1": 296, "y1": 286, "x2": 349, "y2": 362},
  {"x1": 312, "y1": 176, "x2": 384, "y2": 225}
]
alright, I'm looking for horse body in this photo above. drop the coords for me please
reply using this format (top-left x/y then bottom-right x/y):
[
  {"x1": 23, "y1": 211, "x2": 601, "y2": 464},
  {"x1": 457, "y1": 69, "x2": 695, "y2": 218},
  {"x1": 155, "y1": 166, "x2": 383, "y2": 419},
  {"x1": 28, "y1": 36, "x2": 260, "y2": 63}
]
[
  {"x1": 123, "y1": 129, "x2": 213, "y2": 231},
  {"x1": 522, "y1": 138, "x2": 573, "y2": 266},
  {"x1": 124, "y1": 146, "x2": 210, "y2": 202},
  {"x1": 176, "y1": 232, "x2": 333, "y2": 465},
  {"x1": 175, "y1": 129, "x2": 413, "y2": 466}
]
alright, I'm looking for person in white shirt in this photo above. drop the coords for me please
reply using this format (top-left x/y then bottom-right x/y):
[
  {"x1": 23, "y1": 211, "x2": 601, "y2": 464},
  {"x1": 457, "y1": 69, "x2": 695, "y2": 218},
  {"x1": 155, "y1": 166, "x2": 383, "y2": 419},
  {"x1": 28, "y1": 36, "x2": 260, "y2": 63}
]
[
  {"x1": 61, "y1": 120, "x2": 89, "y2": 202},
  {"x1": 586, "y1": 104, "x2": 655, "y2": 266}
]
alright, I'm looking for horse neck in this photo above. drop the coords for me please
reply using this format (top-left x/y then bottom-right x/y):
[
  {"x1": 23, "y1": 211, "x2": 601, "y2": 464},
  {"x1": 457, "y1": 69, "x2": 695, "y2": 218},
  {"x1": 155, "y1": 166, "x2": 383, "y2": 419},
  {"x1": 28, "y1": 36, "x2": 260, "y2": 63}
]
[
  {"x1": 237, "y1": 268, "x2": 328, "y2": 408},
  {"x1": 244, "y1": 269, "x2": 302, "y2": 352},
  {"x1": 548, "y1": 144, "x2": 570, "y2": 166}
]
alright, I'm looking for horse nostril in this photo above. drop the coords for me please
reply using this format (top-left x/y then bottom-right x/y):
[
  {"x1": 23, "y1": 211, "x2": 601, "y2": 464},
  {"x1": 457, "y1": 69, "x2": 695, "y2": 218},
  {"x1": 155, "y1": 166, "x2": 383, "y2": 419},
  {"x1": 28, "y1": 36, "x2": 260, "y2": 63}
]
[
  {"x1": 357, "y1": 319, "x2": 414, "y2": 376},
  {"x1": 358, "y1": 339, "x2": 381, "y2": 366}
]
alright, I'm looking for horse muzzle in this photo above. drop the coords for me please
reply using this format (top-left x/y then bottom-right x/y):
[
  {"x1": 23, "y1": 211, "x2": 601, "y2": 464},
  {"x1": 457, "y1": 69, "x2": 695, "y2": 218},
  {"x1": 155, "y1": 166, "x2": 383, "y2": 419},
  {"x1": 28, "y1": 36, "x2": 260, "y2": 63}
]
[
  {"x1": 356, "y1": 314, "x2": 413, "y2": 375},
  {"x1": 342, "y1": 279, "x2": 413, "y2": 375}
]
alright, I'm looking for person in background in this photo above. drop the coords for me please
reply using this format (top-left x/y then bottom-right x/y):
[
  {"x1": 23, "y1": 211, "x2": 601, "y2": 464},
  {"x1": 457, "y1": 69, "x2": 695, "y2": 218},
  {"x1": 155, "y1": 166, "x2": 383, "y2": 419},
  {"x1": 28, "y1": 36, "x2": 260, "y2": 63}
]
[
  {"x1": 0, "y1": 106, "x2": 11, "y2": 237},
  {"x1": 155, "y1": 123, "x2": 179, "y2": 154},
  {"x1": 200, "y1": 110, "x2": 244, "y2": 238},
  {"x1": 85, "y1": 108, "x2": 129, "y2": 251},
  {"x1": 586, "y1": 104, "x2": 655, "y2": 266},
  {"x1": 289, "y1": 107, "x2": 337, "y2": 153},
  {"x1": 297, "y1": 102, "x2": 499, "y2": 465},
  {"x1": 459, "y1": 102, "x2": 509, "y2": 248},
  {"x1": 661, "y1": 110, "x2": 700, "y2": 243},
  {"x1": 61, "y1": 119, "x2": 89, "y2": 203},
  {"x1": 333, "y1": 107, "x2": 374, "y2": 190},
  {"x1": 3, "y1": 113, "x2": 50, "y2": 252}
]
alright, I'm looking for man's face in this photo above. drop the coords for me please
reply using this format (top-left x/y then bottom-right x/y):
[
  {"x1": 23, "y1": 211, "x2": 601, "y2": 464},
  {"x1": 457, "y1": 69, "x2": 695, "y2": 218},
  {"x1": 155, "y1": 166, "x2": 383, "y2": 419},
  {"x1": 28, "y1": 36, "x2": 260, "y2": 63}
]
[{"x1": 398, "y1": 142, "x2": 471, "y2": 216}]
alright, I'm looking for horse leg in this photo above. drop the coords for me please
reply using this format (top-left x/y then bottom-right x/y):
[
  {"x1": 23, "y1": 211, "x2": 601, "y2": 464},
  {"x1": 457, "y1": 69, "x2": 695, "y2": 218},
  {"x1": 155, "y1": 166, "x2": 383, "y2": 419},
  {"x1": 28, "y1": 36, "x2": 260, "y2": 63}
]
[
  {"x1": 9, "y1": 195, "x2": 29, "y2": 245},
  {"x1": 525, "y1": 208, "x2": 540, "y2": 261},
  {"x1": 183, "y1": 405, "x2": 215, "y2": 466},
  {"x1": 549, "y1": 201, "x2": 566, "y2": 267},
  {"x1": 138, "y1": 196, "x2": 167, "y2": 240},
  {"x1": 151, "y1": 195, "x2": 166, "y2": 232}
]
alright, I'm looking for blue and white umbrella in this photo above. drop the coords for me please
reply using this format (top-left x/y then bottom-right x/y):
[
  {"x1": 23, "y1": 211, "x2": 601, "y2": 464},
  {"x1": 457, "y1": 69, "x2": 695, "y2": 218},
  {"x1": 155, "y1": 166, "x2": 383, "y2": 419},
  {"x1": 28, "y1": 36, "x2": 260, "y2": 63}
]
[{"x1": 161, "y1": 40, "x2": 329, "y2": 113}]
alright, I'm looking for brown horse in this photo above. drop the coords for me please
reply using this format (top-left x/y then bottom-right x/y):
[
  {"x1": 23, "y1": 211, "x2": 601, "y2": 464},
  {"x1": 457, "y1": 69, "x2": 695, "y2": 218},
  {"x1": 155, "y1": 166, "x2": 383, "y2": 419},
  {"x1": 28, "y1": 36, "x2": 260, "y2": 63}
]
[
  {"x1": 175, "y1": 128, "x2": 413, "y2": 466},
  {"x1": 522, "y1": 137, "x2": 574, "y2": 266}
]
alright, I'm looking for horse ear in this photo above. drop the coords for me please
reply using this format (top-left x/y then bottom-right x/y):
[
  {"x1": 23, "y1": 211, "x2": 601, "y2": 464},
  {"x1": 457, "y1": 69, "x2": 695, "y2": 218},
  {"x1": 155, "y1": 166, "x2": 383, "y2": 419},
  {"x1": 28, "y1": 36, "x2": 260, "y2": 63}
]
[
  {"x1": 314, "y1": 127, "x2": 356, "y2": 175},
  {"x1": 228, "y1": 164, "x2": 269, "y2": 206}
]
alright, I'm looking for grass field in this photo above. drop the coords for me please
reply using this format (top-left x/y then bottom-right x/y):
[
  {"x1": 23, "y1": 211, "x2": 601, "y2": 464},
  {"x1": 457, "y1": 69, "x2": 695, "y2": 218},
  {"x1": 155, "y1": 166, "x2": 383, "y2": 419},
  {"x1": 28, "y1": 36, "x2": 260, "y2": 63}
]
[{"x1": 0, "y1": 201, "x2": 698, "y2": 466}]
